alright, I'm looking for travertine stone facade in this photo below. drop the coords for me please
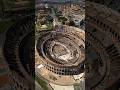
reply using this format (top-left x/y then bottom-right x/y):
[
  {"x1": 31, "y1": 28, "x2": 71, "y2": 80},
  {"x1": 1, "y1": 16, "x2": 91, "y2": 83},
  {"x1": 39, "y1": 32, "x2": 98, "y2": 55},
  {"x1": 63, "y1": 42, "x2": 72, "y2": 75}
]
[
  {"x1": 36, "y1": 25, "x2": 85, "y2": 75},
  {"x1": 86, "y1": 2, "x2": 120, "y2": 90}
]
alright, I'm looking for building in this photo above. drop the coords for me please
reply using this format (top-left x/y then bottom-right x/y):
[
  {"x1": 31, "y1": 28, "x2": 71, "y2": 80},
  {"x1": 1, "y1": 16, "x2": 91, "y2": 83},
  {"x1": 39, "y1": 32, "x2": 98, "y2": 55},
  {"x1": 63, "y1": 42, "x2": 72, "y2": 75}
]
[
  {"x1": 36, "y1": 25, "x2": 85, "y2": 75},
  {"x1": 85, "y1": 1, "x2": 120, "y2": 90},
  {"x1": 2, "y1": 16, "x2": 35, "y2": 90}
]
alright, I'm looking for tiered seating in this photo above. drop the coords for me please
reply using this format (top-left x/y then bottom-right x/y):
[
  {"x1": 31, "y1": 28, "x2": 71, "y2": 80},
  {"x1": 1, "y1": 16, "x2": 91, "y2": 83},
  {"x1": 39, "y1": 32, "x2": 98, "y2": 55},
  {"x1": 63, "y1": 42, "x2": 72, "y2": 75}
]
[
  {"x1": 86, "y1": 1, "x2": 120, "y2": 90},
  {"x1": 3, "y1": 16, "x2": 34, "y2": 89}
]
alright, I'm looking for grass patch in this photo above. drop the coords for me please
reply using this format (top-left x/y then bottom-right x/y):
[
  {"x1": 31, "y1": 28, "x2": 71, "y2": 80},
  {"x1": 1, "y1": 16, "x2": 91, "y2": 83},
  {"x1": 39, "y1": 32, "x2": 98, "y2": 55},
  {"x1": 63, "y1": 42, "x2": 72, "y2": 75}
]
[{"x1": 35, "y1": 75, "x2": 50, "y2": 90}]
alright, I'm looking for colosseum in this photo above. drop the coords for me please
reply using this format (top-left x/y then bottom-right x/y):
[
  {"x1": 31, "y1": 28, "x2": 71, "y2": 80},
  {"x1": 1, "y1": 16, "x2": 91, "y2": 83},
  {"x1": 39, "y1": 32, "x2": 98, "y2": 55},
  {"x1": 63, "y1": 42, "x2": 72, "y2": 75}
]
[
  {"x1": 3, "y1": 16, "x2": 35, "y2": 90},
  {"x1": 0, "y1": 0, "x2": 120, "y2": 90},
  {"x1": 36, "y1": 25, "x2": 85, "y2": 75},
  {"x1": 85, "y1": 1, "x2": 120, "y2": 90}
]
